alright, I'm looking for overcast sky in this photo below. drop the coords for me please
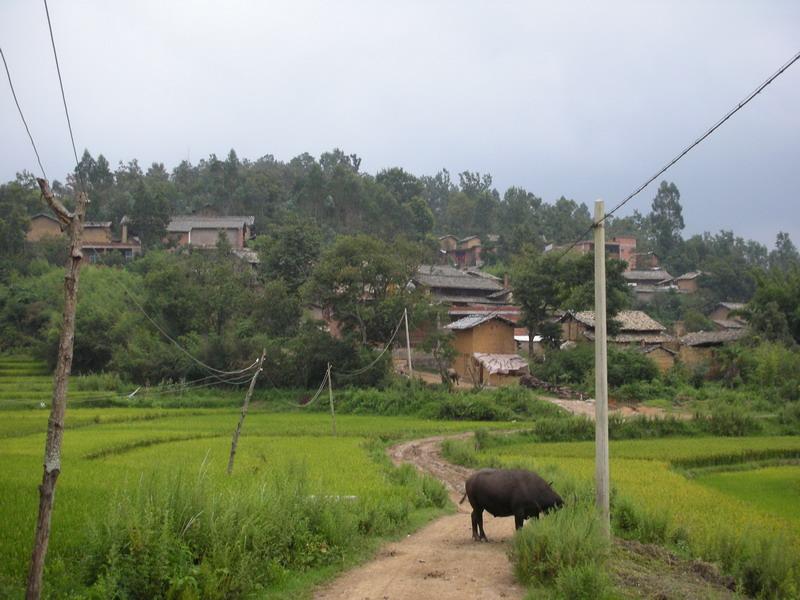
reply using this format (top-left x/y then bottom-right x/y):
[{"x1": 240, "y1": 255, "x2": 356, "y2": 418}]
[{"x1": 2, "y1": 1, "x2": 798, "y2": 246}]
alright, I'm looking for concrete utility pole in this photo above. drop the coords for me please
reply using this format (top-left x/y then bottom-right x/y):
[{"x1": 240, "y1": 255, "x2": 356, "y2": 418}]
[
  {"x1": 27, "y1": 180, "x2": 88, "y2": 600},
  {"x1": 327, "y1": 363, "x2": 337, "y2": 436},
  {"x1": 404, "y1": 308, "x2": 414, "y2": 380},
  {"x1": 593, "y1": 199, "x2": 610, "y2": 537},
  {"x1": 227, "y1": 349, "x2": 266, "y2": 475}
]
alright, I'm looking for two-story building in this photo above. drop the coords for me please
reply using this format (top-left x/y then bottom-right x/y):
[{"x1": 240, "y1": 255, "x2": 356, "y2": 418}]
[{"x1": 166, "y1": 215, "x2": 255, "y2": 249}]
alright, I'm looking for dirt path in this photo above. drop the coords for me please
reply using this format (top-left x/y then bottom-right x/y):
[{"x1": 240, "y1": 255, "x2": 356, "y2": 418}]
[
  {"x1": 313, "y1": 433, "x2": 525, "y2": 600},
  {"x1": 539, "y1": 395, "x2": 691, "y2": 420}
]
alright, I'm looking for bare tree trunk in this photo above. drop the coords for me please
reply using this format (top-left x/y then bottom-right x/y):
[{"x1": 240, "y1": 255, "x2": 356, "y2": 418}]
[
  {"x1": 227, "y1": 349, "x2": 266, "y2": 475},
  {"x1": 26, "y1": 180, "x2": 88, "y2": 600}
]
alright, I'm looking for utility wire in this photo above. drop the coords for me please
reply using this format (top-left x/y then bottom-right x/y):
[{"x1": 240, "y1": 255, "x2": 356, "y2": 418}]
[
  {"x1": 85, "y1": 249, "x2": 261, "y2": 377},
  {"x1": 43, "y1": 0, "x2": 82, "y2": 184},
  {"x1": 335, "y1": 313, "x2": 405, "y2": 378},
  {"x1": 47, "y1": 371, "x2": 256, "y2": 407},
  {"x1": 1, "y1": 47, "x2": 48, "y2": 180},
  {"x1": 555, "y1": 48, "x2": 800, "y2": 262}
]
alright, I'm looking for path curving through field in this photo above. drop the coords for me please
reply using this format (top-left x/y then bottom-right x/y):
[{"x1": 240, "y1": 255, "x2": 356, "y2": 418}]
[{"x1": 313, "y1": 432, "x2": 525, "y2": 600}]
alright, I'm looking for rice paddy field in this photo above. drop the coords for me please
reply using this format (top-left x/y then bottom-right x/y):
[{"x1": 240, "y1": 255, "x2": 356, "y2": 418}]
[
  {"x1": 0, "y1": 356, "x2": 516, "y2": 598},
  {"x1": 4, "y1": 354, "x2": 800, "y2": 597},
  {"x1": 474, "y1": 434, "x2": 800, "y2": 569}
]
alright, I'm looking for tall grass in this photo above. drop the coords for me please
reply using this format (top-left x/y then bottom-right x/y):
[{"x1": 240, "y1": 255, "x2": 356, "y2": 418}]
[
  {"x1": 510, "y1": 471, "x2": 615, "y2": 599},
  {"x1": 74, "y1": 457, "x2": 448, "y2": 599}
]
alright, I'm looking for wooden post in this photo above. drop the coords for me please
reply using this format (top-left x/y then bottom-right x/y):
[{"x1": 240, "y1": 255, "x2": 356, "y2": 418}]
[
  {"x1": 227, "y1": 349, "x2": 266, "y2": 475},
  {"x1": 327, "y1": 363, "x2": 336, "y2": 436},
  {"x1": 593, "y1": 199, "x2": 610, "y2": 537},
  {"x1": 26, "y1": 180, "x2": 88, "y2": 600},
  {"x1": 404, "y1": 308, "x2": 414, "y2": 380}
]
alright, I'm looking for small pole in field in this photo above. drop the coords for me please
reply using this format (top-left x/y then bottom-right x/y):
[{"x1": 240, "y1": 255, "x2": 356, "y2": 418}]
[
  {"x1": 404, "y1": 307, "x2": 414, "y2": 380},
  {"x1": 593, "y1": 199, "x2": 610, "y2": 536},
  {"x1": 227, "y1": 349, "x2": 266, "y2": 475},
  {"x1": 327, "y1": 363, "x2": 336, "y2": 436}
]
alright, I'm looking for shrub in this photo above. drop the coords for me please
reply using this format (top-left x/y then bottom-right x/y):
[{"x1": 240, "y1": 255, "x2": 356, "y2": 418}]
[
  {"x1": 530, "y1": 416, "x2": 594, "y2": 442},
  {"x1": 698, "y1": 402, "x2": 760, "y2": 437}
]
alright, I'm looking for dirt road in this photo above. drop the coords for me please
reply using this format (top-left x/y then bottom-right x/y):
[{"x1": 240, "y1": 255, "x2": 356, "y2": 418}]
[{"x1": 313, "y1": 433, "x2": 525, "y2": 600}]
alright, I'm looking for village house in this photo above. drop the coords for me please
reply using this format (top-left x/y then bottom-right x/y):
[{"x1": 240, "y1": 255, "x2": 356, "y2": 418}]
[
  {"x1": 708, "y1": 302, "x2": 748, "y2": 330},
  {"x1": 412, "y1": 265, "x2": 511, "y2": 306},
  {"x1": 26, "y1": 213, "x2": 142, "y2": 260},
  {"x1": 664, "y1": 271, "x2": 705, "y2": 294},
  {"x1": 444, "y1": 312, "x2": 528, "y2": 386},
  {"x1": 679, "y1": 329, "x2": 748, "y2": 368},
  {"x1": 545, "y1": 236, "x2": 638, "y2": 267},
  {"x1": 559, "y1": 310, "x2": 676, "y2": 372},
  {"x1": 629, "y1": 251, "x2": 660, "y2": 270},
  {"x1": 622, "y1": 268, "x2": 675, "y2": 303},
  {"x1": 640, "y1": 345, "x2": 678, "y2": 373},
  {"x1": 166, "y1": 215, "x2": 255, "y2": 249},
  {"x1": 559, "y1": 310, "x2": 673, "y2": 346},
  {"x1": 438, "y1": 234, "x2": 485, "y2": 267}
]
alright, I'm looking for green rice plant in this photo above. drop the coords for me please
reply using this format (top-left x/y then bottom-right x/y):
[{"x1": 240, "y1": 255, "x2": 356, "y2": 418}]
[
  {"x1": 612, "y1": 496, "x2": 670, "y2": 545},
  {"x1": 510, "y1": 500, "x2": 609, "y2": 586}
]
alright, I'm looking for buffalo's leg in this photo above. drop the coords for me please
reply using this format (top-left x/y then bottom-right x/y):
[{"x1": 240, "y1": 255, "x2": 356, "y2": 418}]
[
  {"x1": 476, "y1": 510, "x2": 488, "y2": 541},
  {"x1": 514, "y1": 512, "x2": 525, "y2": 530},
  {"x1": 471, "y1": 509, "x2": 481, "y2": 541}
]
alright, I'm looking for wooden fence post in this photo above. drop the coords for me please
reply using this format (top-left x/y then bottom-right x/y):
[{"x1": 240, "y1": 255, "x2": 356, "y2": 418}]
[
  {"x1": 327, "y1": 363, "x2": 336, "y2": 436},
  {"x1": 227, "y1": 349, "x2": 266, "y2": 475},
  {"x1": 26, "y1": 180, "x2": 88, "y2": 600}
]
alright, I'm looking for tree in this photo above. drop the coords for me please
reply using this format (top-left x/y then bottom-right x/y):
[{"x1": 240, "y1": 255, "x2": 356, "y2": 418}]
[
  {"x1": 512, "y1": 248, "x2": 631, "y2": 351},
  {"x1": 750, "y1": 265, "x2": 800, "y2": 344},
  {"x1": 769, "y1": 232, "x2": 800, "y2": 272},
  {"x1": 649, "y1": 181, "x2": 684, "y2": 262},
  {"x1": 253, "y1": 219, "x2": 322, "y2": 293},
  {"x1": 130, "y1": 180, "x2": 170, "y2": 248},
  {"x1": 304, "y1": 234, "x2": 425, "y2": 344}
]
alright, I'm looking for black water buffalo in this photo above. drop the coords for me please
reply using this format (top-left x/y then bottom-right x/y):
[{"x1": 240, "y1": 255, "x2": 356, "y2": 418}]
[{"x1": 460, "y1": 468, "x2": 564, "y2": 541}]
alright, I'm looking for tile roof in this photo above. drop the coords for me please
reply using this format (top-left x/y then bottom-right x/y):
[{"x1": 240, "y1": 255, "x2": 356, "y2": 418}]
[
  {"x1": 445, "y1": 312, "x2": 516, "y2": 330},
  {"x1": 414, "y1": 265, "x2": 504, "y2": 292},
  {"x1": 680, "y1": 329, "x2": 747, "y2": 347},
  {"x1": 167, "y1": 216, "x2": 255, "y2": 232},
  {"x1": 566, "y1": 310, "x2": 666, "y2": 332},
  {"x1": 712, "y1": 319, "x2": 747, "y2": 330},
  {"x1": 623, "y1": 269, "x2": 673, "y2": 282},
  {"x1": 640, "y1": 345, "x2": 677, "y2": 355},
  {"x1": 582, "y1": 331, "x2": 675, "y2": 344},
  {"x1": 472, "y1": 352, "x2": 529, "y2": 375},
  {"x1": 673, "y1": 270, "x2": 704, "y2": 281},
  {"x1": 718, "y1": 302, "x2": 746, "y2": 311}
]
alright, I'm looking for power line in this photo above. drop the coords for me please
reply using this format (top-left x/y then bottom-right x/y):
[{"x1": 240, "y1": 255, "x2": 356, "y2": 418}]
[
  {"x1": 85, "y1": 249, "x2": 261, "y2": 377},
  {"x1": 43, "y1": 0, "x2": 83, "y2": 187},
  {"x1": 555, "y1": 48, "x2": 800, "y2": 262},
  {"x1": 335, "y1": 313, "x2": 405, "y2": 379},
  {"x1": 1, "y1": 47, "x2": 48, "y2": 180}
]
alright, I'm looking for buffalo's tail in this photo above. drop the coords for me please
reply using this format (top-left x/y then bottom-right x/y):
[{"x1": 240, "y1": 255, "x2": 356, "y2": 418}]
[{"x1": 459, "y1": 492, "x2": 467, "y2": 504}]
